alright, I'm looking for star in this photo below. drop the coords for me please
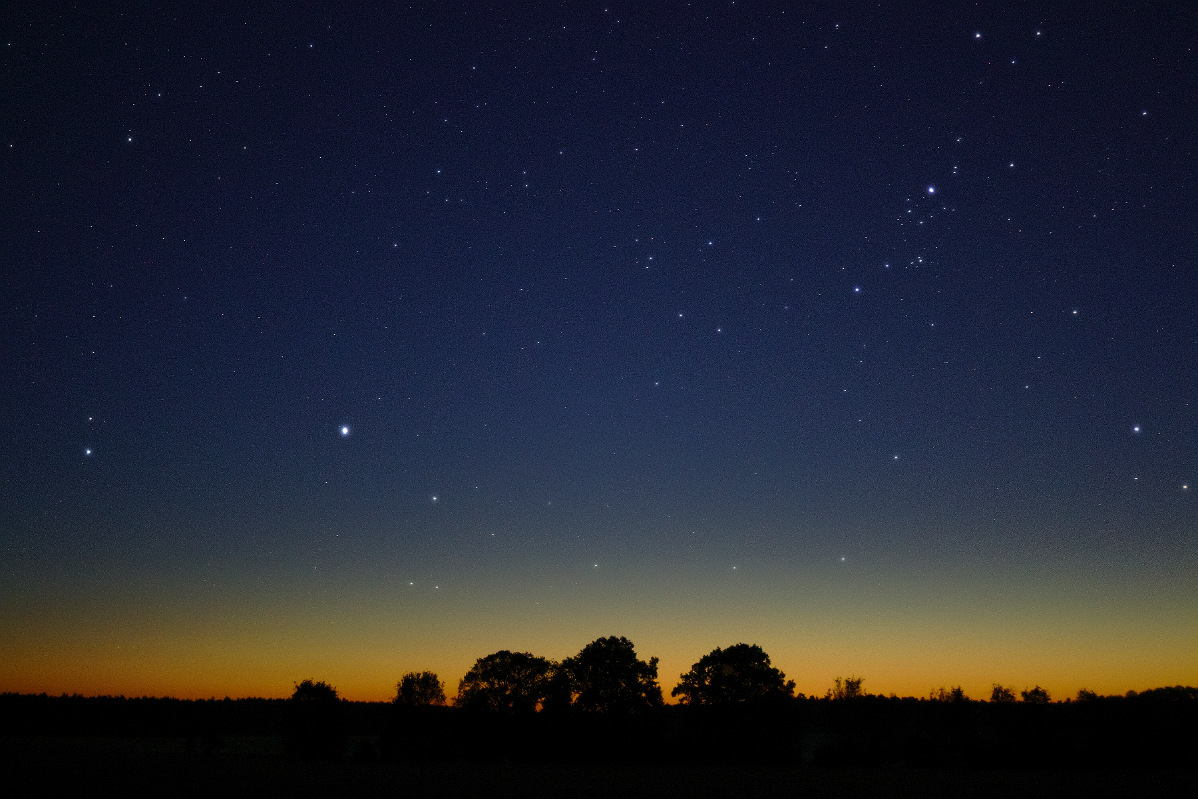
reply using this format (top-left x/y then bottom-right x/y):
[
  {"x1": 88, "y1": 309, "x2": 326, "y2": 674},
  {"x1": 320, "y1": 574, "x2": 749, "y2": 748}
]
[
  {"x1": 1133, "y1": 425, "x2": 1141, "y2": 434},
  {"x1": 340, "y1": 425, "x2": 350, "y2": 436},
  {"x1": 84, "y1": 448, "x2": 92, "y2": 456}
]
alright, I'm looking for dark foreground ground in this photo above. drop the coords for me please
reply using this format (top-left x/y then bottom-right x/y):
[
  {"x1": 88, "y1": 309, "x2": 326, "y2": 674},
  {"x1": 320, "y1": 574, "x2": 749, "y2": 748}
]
[{"x1": 2, "y1": 736, "x2": 1192, "y2": 799}]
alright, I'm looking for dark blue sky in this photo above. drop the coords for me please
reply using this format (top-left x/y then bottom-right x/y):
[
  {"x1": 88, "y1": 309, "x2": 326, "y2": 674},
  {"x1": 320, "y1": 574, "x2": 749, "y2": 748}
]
[{"x1": 3, "y1": 2, "x2": 1194, "y2": 699}]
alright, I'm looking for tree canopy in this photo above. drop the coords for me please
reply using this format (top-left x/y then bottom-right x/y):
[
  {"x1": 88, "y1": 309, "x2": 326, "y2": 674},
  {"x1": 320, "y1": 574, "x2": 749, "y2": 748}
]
[
  {"x1": 291, "y1": 679, "x2": 339, "y2": 703},
  {"x1": 1021, "y1": 685, "x2": 1051, "y2": 704},
  {"x1": 672, "y1": 643, "x2": 795, "y2": 705},
  {"x1": 930, "y1": 686, "x2": 968, "y2": 703},
  {"x1": 456, "y1": 650, "x2": 555, "y2": 713},
  {"x1": 396, "y1": 671, "x2": 446, "y2": 706},
  {"x1": 990, "y1": 684, "x2": 1017, "y2": 703},
  {"x1": 826, "y1": 676, "x2": 865, "y2": 700},
  {"x1": 560, "y1": 636, "x2": 663, "y2": 713}
]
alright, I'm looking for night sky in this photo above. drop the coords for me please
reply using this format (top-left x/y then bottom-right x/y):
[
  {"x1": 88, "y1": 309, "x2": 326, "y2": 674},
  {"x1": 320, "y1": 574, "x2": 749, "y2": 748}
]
[{"x1": 3, "y1": 3, "x2": 1195, "y2": 701}]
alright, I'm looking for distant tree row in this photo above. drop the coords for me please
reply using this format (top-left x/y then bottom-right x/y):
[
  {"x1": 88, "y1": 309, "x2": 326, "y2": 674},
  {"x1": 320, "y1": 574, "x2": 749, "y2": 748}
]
[{"x1": 293, "y1": 640, "x2": 1155, "y2": 711}]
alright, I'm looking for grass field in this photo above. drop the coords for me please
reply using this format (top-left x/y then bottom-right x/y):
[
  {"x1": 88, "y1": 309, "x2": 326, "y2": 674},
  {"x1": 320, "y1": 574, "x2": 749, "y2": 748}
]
[{"x1": 2, "y1": 736, "x2": 1192, "y2": 798}]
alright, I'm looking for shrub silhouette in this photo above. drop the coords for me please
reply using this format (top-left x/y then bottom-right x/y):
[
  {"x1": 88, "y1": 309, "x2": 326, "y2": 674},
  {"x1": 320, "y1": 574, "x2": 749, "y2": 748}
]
[
  {"x1": 395, "y1": 671, "x2": 446, "y2": 706},
  {"x1": 672, "y1": 643, "x2": 795, "y2": 705},
  {"x1": 560, "y1": 636, "x2": 663, "y2": 713},
  {"x1": 456, "y1": 650, "x2": 555, "y2": 712}
]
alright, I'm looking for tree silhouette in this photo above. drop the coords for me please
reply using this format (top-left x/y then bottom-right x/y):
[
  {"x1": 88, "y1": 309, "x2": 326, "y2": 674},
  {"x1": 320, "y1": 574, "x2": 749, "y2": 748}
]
[
  {"x1": 561, "y1": 636, "x2": 663, "y2": 713},
  {"x1": 990, "y1": 684, "x2": 1017, "y2": 703},
  {"x1": 395, "y1": 671, "x2": 446, "y2": 706},
  {"x1": 288, "y1": 679, "x2": 343, "y2": 759},
  {"x1": 1021, "y1": 685, "x2": 1051, "y2": 704},
  {"x1": 672, "y1": 643, "x2": 795, "y2": 705},
  {"x1": 930, "y1": 685, "x2": 968, "y2": 702},
  {"x1": 292, "y1": 679, "x2": 339, "y2": 703},
  {"x1": 456, "y1": 650, "x2": 554, "y2": 712},
  {"x1": 826, "y1": 676, "x2": 865, "y2": 700}
]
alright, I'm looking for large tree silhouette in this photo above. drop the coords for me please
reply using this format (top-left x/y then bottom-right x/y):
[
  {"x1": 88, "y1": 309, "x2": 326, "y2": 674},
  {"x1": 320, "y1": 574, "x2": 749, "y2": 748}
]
[
  {"x1": 395, "y1": 671, "x2": 446, "y2": 706},
  {"x1": 672, "y1": 643, "x2": 795, "y2": 705},
  {"x1": 456, "y1": 650, "x2": 554, "y2": 712},
  {"x1": 561, "y1": 636, "x2": 663, "y2": 713}
]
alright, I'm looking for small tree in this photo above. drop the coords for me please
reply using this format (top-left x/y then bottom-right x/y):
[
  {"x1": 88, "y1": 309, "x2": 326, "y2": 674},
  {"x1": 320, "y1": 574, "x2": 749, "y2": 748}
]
[
  {"x1": 1075, "y1": 688, "x2": 1099, "y2": 702},
  {"x1": 456, "y1": 650, "x2": 555, "y2": 712},
  {"x1": 826, "y1": 676, "x2": 865, "y2": 700},
  {"x1": 560, "y1": 636, "x2": 663, "y2": 713},
  {"x1": 930, "y1": 685, "x2": 968, "y2": 703},
  {"x1": 292, "y1": 678, "x2": 339, "y2": 703},
  {"x1": 672, "y1": 643, "x2": 795, "y2": 705},
  {"x1": 1021, "y1": 685, "x2": 1051, "y2": 704},
  {"x1": 395, "y1": 671, "x2": 446, "y2": 706},
  {"x1": 990, "y1": 684, "x2": 1017, "y2": 703},
  {"x1": 288, "y1": 679, "x2": 343, "y2": 759}
]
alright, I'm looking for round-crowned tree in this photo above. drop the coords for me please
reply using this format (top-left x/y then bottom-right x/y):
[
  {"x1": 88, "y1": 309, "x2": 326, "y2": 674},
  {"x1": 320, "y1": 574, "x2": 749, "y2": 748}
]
[
  {"x1": 292, "y1": 678, "x2": 339, "y2": 703},
  {"x1": 395, "y1": 671, "x2": 446, "y2": 706},
  {"x1": 561, "y1": 636, "x2": 663, "y2": 713},
  {"x1": 672, "y1": 644, "x2": 795, "y2": 705},
  {"x1": 456, "y1": 650, "x2": 555, "y2": 712},
  {"x1": 288, "y1": 679, "x2": 343, "y2": 759}
]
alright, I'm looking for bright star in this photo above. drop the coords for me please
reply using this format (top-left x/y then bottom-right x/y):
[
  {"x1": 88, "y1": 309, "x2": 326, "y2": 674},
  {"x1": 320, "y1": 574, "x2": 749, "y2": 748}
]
[
  {"x1": 927, "y1": 185, "x2": 935, "y2": 194},
  {"x1": 340, "y1": 425, "x2": 350, "y2": 436},
  {"x1": 1133, "y1": 425, "x2": 1141, "y2": 434},
  {"x1": 84, "y1": 448, "x2": 92, "y2": 456}
]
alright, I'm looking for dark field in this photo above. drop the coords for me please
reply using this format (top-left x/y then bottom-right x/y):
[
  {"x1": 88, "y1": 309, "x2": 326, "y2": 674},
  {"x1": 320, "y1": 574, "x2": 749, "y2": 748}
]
[
  {"x1": 2, "y1": 736, "x2": 1193, "y2": 799},
  {"x1": 4, "y1": 691, "x2": 1194, "y2": 797}
]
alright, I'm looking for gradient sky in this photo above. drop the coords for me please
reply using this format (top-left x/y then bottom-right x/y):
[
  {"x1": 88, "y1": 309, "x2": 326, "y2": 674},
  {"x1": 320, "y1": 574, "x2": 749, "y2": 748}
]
[{"x1": 3, "y1": 2, "x2": 1195, "y2": 702}]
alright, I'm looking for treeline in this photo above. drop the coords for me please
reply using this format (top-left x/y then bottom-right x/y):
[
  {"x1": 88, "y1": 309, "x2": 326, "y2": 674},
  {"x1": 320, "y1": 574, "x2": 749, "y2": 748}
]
[
  {"x1": 4, "y1": 687, "x2": 1196, "y2": 770},
  {"x1": 2, "y1": 637, "x2": 1194, "y2": 770}
]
